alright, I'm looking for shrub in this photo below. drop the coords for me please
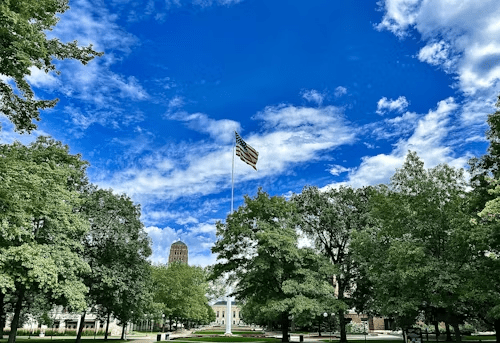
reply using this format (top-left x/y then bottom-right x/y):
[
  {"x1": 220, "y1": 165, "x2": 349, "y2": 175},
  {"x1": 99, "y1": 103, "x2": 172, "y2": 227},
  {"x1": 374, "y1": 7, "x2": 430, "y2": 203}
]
[{"x1": 346, "y1": 322, "x2": 366, "y2": 334}]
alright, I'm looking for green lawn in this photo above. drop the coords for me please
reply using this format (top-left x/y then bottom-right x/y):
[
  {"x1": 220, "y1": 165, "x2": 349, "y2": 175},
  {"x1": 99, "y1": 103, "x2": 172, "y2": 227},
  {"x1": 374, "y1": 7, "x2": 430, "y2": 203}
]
[
  {"x1": 463, "y1": 336, "x2": 496, "y2": 341},
  {"x1": 177, "y1": 337, "x2": 279, "y2": 342},
  {"x1": 194, "y1": 332, "x2": 264, "y2": 335},
  {"x1": 0, "y1": 339, "x2": 126, "y2": 343}
]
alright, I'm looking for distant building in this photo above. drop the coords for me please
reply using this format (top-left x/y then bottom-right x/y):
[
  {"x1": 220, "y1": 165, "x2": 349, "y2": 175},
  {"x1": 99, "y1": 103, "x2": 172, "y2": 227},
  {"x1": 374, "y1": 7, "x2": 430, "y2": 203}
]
[
  {"x1": 3, "y1": 306, "x2": 128, "y2": 336},
  {"x1": 211, "y1": 301, "x2": 243, "y2": 326},
  {"x1": 168, "y1": 240, "x2": 188, "y2": 264}
]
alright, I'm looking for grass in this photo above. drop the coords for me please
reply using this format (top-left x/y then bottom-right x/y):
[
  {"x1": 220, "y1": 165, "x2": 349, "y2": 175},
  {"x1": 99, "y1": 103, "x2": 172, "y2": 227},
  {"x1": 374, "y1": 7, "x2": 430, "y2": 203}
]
[
  {"x1": 319, "y1": 341, "x2": 414, "y2": 343},
  {"x1": 463, "y1": 336, "x2": 496, "y2": 341},
  {"x1": 177, "y1": 338, "x2": 279, "y2": 342},
  {"x1": 0, "y1": 339, "x2": 126, "y2": 343},
  {"x1": 194, "y1": 332, "x2": 264, "y2": 335}
]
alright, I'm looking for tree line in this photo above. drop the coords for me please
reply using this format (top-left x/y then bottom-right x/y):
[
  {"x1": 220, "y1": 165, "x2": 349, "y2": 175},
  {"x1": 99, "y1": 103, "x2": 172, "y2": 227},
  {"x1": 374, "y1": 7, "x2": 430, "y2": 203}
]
[
  {"x1": 211, "y1": 96, "x2": 500, "y2": 343},
  {"x1": 0, "y1": 137, "x2": 215, "y2": 343}
]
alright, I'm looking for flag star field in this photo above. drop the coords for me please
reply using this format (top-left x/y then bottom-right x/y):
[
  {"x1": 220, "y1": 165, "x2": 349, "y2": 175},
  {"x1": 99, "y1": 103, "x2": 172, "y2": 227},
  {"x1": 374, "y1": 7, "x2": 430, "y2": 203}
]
[{"x1": 2, "y1": 0, "x2": 500, "y2": 266}]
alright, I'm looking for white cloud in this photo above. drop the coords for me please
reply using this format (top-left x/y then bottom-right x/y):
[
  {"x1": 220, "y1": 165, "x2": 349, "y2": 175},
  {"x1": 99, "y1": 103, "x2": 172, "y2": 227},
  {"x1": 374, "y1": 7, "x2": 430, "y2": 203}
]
[
  {"x1": 325, "y1": 98, "x2": 467, "y2": 189},
  {"x1": 30, "y1": 0, "x2": 150, "y2": 131},
  {"x1": 329, "y1": 164, "x2": 350, "y2": 176},
  {"x1": 417, "y1": 41, "x2": 453, "y2": 70},
  {"x1": 167, "y1": 112, "x2": 241, "y2": 143},
  {"x1": 98, "y1": 105, "x2": 356, "y2": 204},
  {"x1": 0, "y1": 115, "x2": 52, "y2": 145},
  {"x1": 376, "y1": 96, "x2": 409, "y2": 115},
  {"x1": 377, "y1": 0, "x2": 500, "y2": 97},
  {"x1": 49, "y1": 0, "x2": 137, "y2": 54},
  {"x1": 25, "y1": 67, "x2": 60, "y2": 89},
  {"x1": 334, "y1": 86, "x2": 347, "y2": 97},
  {"x1": 369, "y1": 110, "x2": 419, "y2": 140},
  {"x1": 176, "y1": 216, "x2": 199, "y2": 225},
  {"x1": 168, "y1": 96, "x2": 185, "y2": 110},
  {"x1": 301, "y1": 89, "x2": 325, "y2": 106},
  {"x1": 189, "y1": 222, "x2": 216, "y2": 235}
]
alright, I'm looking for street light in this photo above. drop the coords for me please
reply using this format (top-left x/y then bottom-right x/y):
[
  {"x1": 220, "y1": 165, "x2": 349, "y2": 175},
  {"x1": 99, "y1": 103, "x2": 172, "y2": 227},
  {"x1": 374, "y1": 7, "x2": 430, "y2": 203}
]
[
  {"x1": 361, "y1": 318, "x2": 368, "y2": 343},
  {"x1": 162, "y1": 314, "x2": 165, "y2": 333},
  {"x1": 323, "y1": 313, "x2": 334, "y2": 343}
]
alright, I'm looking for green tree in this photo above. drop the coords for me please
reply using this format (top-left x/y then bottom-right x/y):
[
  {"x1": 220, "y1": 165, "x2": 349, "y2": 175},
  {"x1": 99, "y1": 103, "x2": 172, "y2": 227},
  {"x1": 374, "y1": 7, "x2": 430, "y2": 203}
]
[
  {"x1": 0, "y1": 0, "x2": 102, "y2": 133},
  {"x1": 293, "y1": 186, "x2": 372, "y2": 342},
  {"x1": 469, "y1": 95, "x2": 500, "y2": 211},
  {"x1": 352, "y1": 152, "x2": 477, "y2": 342},
  {"x1": 472, "y1": 180, "x2": 500, "y2": 343},
  {"x1": 75, "y1": 187, "x2": 152, "y2": 343},
  {"x1": 0, "y1": 137, "x2": 90, "y2": 343},
  {"x1": 211, "y1": 190, "x2": 337, "y2": 343},
  {"x1": 466, "y1": 94, "x2": 500, "y2": 342},
  {"x1": 152, "y1": 263, "x2": 212, "y2": 330}
]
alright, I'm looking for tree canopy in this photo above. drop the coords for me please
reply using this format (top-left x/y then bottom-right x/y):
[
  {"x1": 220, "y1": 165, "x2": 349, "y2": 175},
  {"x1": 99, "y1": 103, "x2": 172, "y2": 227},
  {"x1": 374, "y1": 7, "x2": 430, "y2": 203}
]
[
  {"x1": 0, "y1": 0, "x2": 102, "y2": 132},
  {"x1": 352, "y1": 151, "x2": 478, "y2": 341},
  {"x1": 0, "y1": 137, "x2": 90, "y2": 343},
  {"x1": 211, "y1": 190, "x2": 337, "y2": 342},
  {"x1": 293, "y1": 185, "x2": 372, "y2": 342},
  {"x1": 76, "y1": 187, "x2": 152, "y2": 342},
  {"x1": 151, "y1": 262, "x2": 214, "y2": 330}
]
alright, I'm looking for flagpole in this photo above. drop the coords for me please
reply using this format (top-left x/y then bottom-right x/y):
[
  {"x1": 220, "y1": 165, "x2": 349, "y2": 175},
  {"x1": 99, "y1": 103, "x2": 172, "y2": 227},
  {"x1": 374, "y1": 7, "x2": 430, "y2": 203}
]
[
  {"x1": 226, "y1": 132, "x2": 236, "y2": 336},
  {"x1": 231, "y1": 132, "x2": 235, "y2": 215}
]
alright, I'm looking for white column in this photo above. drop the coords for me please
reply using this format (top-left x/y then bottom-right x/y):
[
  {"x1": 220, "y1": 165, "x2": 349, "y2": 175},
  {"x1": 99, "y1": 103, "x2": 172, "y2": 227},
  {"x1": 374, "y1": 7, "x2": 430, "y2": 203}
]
[{"x1": 225, "y1": 297, "x2": 232, "y2": 335}]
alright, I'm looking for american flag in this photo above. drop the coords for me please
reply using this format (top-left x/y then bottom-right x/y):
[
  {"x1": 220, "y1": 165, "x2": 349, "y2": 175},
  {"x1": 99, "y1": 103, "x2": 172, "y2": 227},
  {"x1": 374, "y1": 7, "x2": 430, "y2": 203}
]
[{"x1": 235, "y1": 132, "x2": 259, "y2": 170}]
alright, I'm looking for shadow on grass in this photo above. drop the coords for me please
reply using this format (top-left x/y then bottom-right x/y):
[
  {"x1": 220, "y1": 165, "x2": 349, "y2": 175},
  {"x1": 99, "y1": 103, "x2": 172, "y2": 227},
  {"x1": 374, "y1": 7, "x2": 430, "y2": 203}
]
[{"x1": 0, "y1": 339, "x2": 127, "y2": 343}]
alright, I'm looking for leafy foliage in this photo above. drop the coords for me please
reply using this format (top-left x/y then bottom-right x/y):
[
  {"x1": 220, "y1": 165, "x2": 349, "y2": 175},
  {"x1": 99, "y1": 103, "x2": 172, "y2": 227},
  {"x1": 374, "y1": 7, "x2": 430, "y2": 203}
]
[
  {"x1": 352, "y1": 151, "x2": 477, "y2": 340},
  {"x1": 0, "y1": 0, "x2": 102, "y2": 132},
  {"x1": 151, "y1": 262, "x2": 213, "y2": 329},
  {"x1": 0, "y1": 137, "x2": 91, "y2": 343},
  {"x1": 293, "y1": 186, "x2": 372, "y2": 342},
  {"x1": 76, "y1": 187, "x2": 152, "y2": 342},
  {"x1": 211, "y1": 190, "x2": 337, "y2": 342}
]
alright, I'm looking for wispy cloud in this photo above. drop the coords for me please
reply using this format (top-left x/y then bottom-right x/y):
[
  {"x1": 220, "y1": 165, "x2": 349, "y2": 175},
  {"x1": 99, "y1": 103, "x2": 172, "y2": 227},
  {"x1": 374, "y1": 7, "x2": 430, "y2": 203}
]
[
  {"x1": 324, "y1": 98, "x2": 467, "y2": 189},
  {"x1": 27, "y1": 0, "x2": 150, "y2": 132},
  {"x1": 329, "y1": 164, "x2": 350, "y2": 176},
  {"x1": 377, "y1": 0, "x2": 500, "y2": 97},
  {"x1": 376, "y1": 96, "x2": 409, "y2": 115},
  {"x1": 167, "y1": 111, "x2": 241, "y2": 143},
  {"x1": 301, "y1": 89, "x2": 326, "y2": 106},
  {"x1": 97, "y1": 104, "x2": 356, "y2": 207},
  {"x1": 334, "y1": 86, "x2": 347, "y2": 97}
]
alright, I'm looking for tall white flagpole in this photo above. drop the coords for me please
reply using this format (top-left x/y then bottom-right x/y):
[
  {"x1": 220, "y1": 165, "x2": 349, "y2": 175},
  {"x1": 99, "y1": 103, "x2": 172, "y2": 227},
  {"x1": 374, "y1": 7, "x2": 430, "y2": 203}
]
[
  {"x1": 231, "y1": 132, "x2": 235, "y2": 215},
  {"x1": 226, "y1": 132, "x2": 235, "y2": 336}
]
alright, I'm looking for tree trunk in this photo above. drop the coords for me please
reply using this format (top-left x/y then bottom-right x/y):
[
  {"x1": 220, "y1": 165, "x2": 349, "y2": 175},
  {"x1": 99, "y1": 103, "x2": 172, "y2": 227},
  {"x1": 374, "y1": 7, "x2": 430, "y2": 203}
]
[
  {"x1": 318, "y1": 317, "x2": 322, "y2": 337},
  {"x1": 434, "y1": 322, "x2": 440, "y2": 342},
  {"x1": 75, "y1": 311, "x2": 86, "y2": 343},
  {"x1": 451, "y1": 323, "x2": 461, "y2": 343},
  {"x1": 121, "y1": 324, "x2": 125, "y2": 340},
  {"x1": 338, "y1": 308, "x2": 347, "y2": 343},
  {"x1": 0, "y1": 292, "x2": 5, "y2": 340},
  {"x1": 493, "y1": 319, "x2": 500, "y2": 343},
  {"x1": 281, "y1": 312, "x2": 289, "y2": 343},
  {"x1": 8, "y1": 289, "x2": 25, "y2": 343},
  {"x1": 445, "y1": 323, "x2": 452, "y2": 342},
  {"x1": 104, "y1": 311, "x2": 111, "y2": 340}
]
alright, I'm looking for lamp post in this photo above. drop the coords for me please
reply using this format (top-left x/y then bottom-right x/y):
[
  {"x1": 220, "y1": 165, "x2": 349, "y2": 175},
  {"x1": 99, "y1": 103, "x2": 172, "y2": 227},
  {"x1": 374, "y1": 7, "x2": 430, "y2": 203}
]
[
  {"x1": 323, "y1": 313, "x2": 334, "y2": 343},
  {"x1": 162, "y1": 314, "x2": 165, "y2": 333},
  {"x1": 361, "y1": 318, "x2": 368, "y2": 343}
]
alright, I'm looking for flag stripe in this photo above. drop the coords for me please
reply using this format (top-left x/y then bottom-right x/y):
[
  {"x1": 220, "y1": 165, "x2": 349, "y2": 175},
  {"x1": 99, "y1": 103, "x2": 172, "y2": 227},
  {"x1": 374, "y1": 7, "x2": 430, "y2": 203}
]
[{"x1": 235, "y1": 132, "x2": 259, "y2": 170}]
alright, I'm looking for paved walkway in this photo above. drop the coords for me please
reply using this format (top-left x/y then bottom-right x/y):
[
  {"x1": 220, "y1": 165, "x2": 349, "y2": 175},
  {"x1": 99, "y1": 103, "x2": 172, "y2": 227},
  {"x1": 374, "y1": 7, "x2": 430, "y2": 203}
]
[{"x1": 125, "y1": 330, "x2": 405, "y2": 343}]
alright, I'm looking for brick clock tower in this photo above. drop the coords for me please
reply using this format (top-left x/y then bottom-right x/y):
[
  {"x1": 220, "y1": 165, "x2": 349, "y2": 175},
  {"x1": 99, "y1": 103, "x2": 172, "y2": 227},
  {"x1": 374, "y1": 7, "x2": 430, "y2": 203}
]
[{"x1": 168, "y1": 241, "x2": 188, "y2": 264}]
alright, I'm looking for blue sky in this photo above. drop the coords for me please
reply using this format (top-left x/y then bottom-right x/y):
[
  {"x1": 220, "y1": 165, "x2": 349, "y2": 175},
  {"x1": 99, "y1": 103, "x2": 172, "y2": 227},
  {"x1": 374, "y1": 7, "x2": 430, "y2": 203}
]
[{"x1": 2, "y1": 0, "x2": 500, "y2": 267}]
